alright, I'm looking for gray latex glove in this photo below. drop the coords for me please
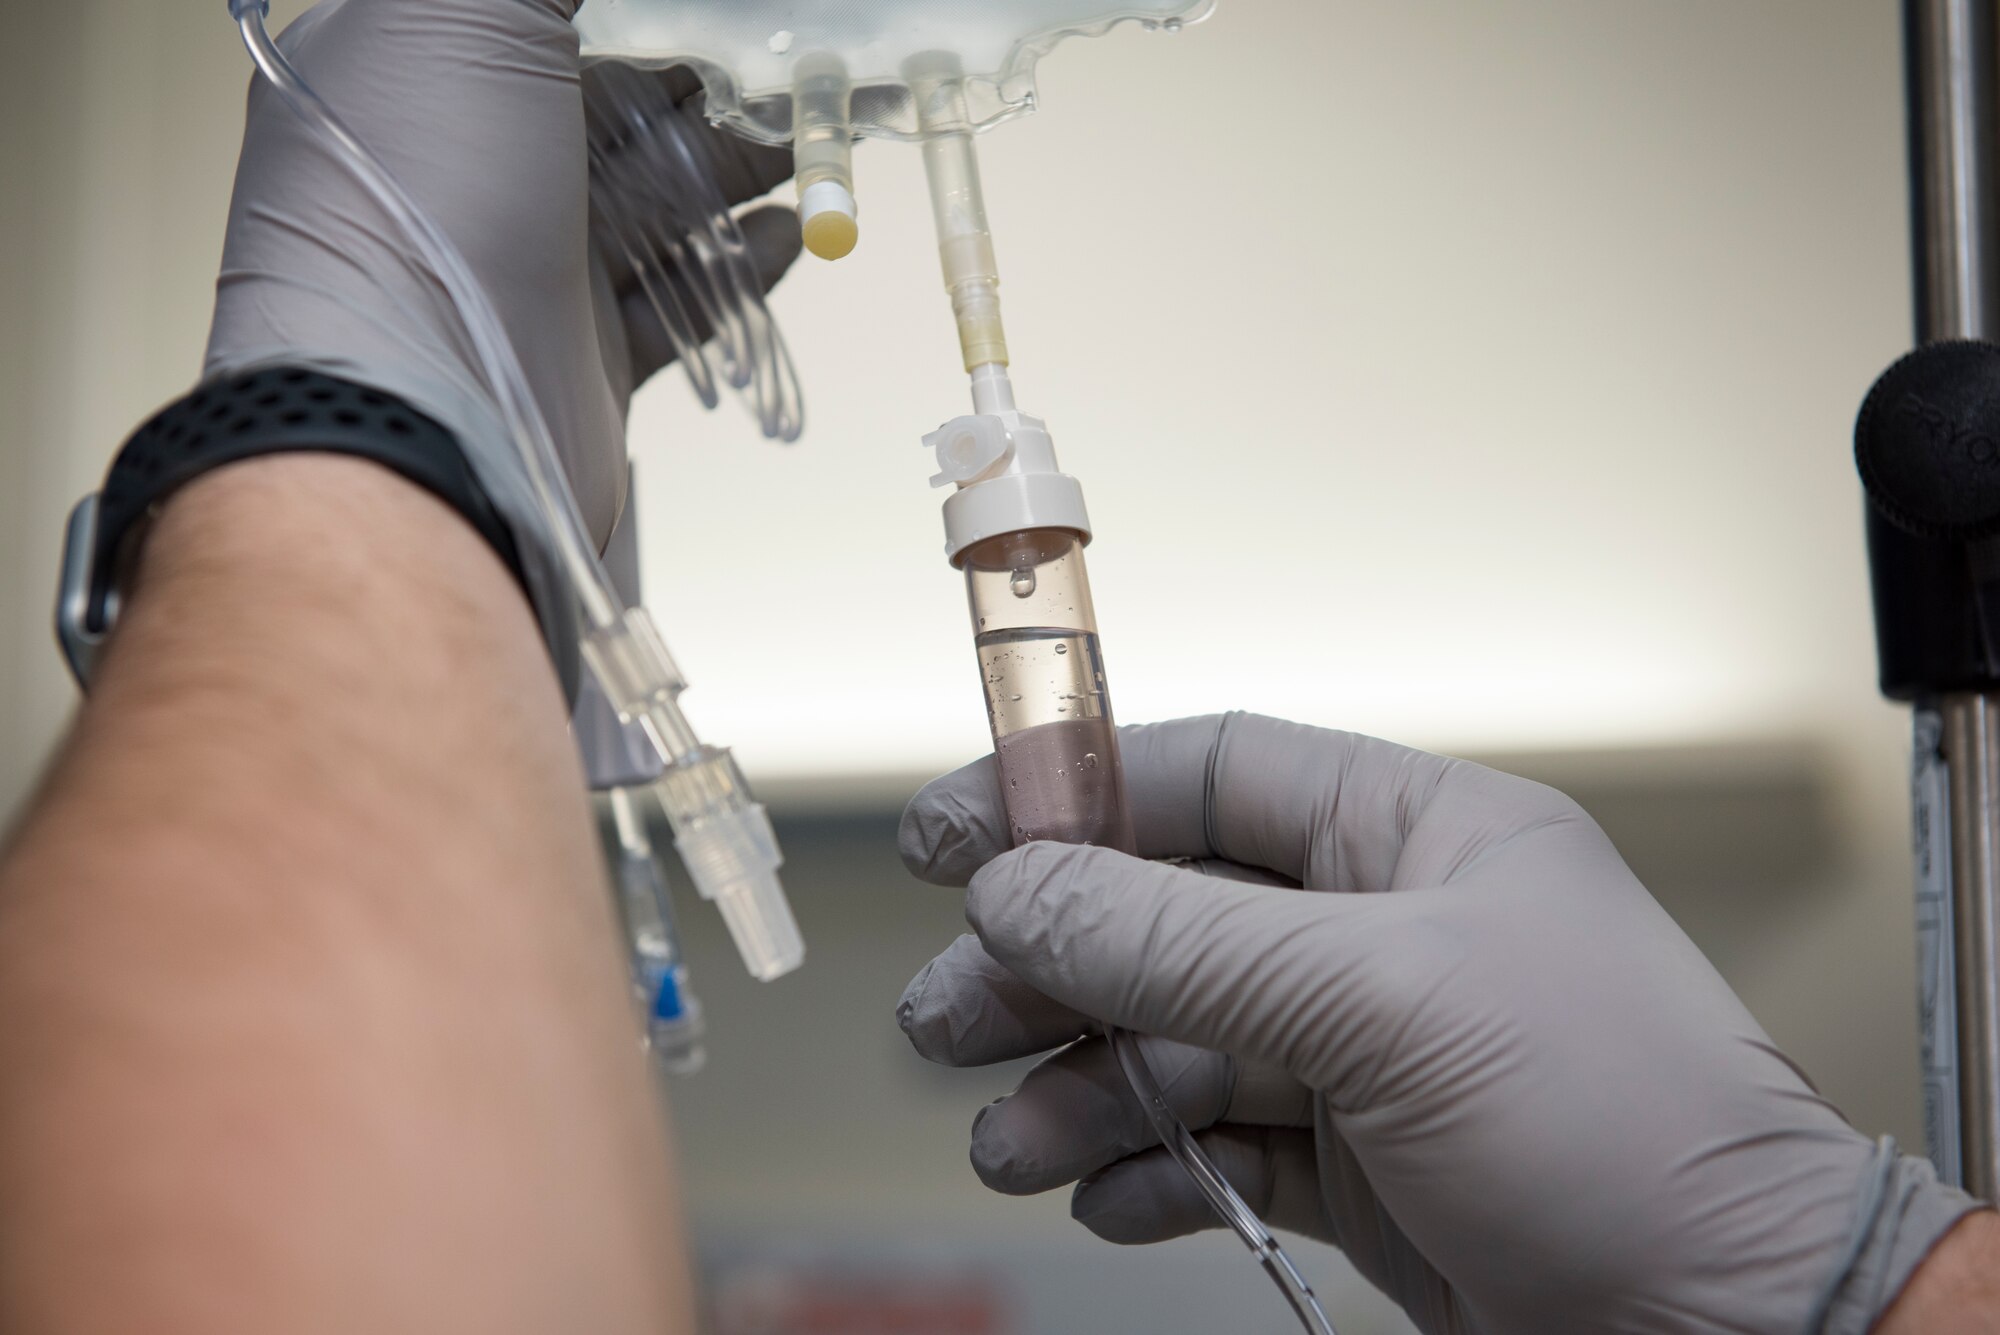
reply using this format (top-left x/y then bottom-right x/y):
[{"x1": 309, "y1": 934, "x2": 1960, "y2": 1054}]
[
  {"x1": 898, "y1": 713, "x2": 1980, "y2": 1334},
  {"x1": 204, "y1": 0, "x2": 799, "y2": 661}
]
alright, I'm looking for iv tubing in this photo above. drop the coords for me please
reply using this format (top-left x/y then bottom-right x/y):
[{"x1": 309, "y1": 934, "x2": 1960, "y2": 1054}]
[
  {"x1": 911, "y1": 72, "x2": 1335, "y2": 1335},
  {"x1": 1111, "y1": 1030, "x2": 1337, "y2": 1334},
  {"x1": 229, "y1": 0, "x2": 802, "y2": 982}
]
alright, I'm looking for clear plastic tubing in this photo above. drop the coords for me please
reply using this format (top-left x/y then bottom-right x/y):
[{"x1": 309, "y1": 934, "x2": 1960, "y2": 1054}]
[
  {"x1": 918, "y1": 58, "x2": 1336, "y2": 1335},
  {"x1": 229, "y1": 0, "x2": 803, "y2": 982},
  {"x1": 909, "y1": 58, "x2": 1009, "y2": 374},
  {"x1": 607, "y1": 788, "x2": 707, "y2": 1075},
  {"x1": 584, "y1": 65, "x2": 803, "y2": 442}
]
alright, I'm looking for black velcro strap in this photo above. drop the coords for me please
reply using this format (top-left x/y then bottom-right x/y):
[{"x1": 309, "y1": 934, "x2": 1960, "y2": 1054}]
[{"x1": 90, "y1": 366, "x2": 523, "y2": 631}]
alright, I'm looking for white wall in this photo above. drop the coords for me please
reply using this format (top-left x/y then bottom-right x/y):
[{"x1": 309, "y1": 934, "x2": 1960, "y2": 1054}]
[
  {"x1": 1, "y1": 0, "x2": 286, "y2": 824},
  {"x1": 1, "y1": 1, "x2": 77, "y2": 819}
]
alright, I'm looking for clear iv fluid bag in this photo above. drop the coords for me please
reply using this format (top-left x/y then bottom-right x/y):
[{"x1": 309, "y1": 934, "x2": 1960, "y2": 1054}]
[{"x1": 573, "y1": 0, "x2": 1213, "y2": 143}]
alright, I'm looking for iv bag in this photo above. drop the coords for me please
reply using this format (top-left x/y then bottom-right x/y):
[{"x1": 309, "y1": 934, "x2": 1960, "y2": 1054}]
[{"x1": 573, "y1": 0, "x2": 1213, "y2": 143}]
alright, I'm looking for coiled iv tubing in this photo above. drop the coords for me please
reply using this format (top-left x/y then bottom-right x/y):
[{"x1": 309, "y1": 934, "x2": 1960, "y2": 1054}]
[{"x1": 584, "y1": 63, "x2": 802, "y2": 443}]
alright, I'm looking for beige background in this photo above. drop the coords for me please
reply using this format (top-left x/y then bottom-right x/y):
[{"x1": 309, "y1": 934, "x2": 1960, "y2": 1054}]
[{"x1": 0, "y1": 1, "x2": 1941, "y2": 1328}]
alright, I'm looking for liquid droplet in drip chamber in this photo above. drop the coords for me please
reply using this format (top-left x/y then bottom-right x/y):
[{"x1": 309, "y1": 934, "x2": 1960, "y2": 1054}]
[
  {"x1": 1083, "y1": 753, "x2": 1099, "y2": 768},
  {"x1": 1010, "y1": 570, "x2": 1036, "y2": 598},
  {"x1": 1054, "y1": 643, "x2": 1068, "y2": 655}
]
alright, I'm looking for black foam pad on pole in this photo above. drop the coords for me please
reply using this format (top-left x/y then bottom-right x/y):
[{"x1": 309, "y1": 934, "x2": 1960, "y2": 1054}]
[{"x1": 1857, "y1": 339, "x2": 2000, "y2": 541}]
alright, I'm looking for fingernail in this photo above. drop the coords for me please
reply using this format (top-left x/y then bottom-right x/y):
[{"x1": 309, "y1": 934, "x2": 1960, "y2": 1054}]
[
  {"x1": 895, "y1": 959, "x2": 936, "y2": 1039},
  {"x1": 969, "y1": 1101, "x2": 1014, "y2": 1191},
  {"x1": 1071, "y1": 1172, "x2": 1148, "y2": 1245}
]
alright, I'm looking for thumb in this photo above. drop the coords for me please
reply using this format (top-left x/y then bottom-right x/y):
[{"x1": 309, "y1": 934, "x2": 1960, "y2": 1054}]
[{"x1": 967, "y1": 843, "x2": 1444, "y2": 1097}]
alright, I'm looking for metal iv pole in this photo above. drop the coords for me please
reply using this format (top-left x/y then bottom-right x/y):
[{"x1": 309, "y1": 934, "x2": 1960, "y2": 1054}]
[{"x1": 1856, "y1": 0, "x2": 2000, "y2": 1204}]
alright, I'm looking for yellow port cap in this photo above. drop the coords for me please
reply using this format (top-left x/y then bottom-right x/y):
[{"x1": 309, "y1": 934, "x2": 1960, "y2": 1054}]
[
  {"x1": 799, "y1": 179, "x2": 859, "y2": 261},
  {"x1": 802, "y1": 210, "x2": 859, "y2": 261}
]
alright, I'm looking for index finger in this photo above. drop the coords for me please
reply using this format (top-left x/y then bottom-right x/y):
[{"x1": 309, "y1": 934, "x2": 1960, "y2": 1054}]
[{"x1": 898, "y1": 713, "x2": 1266, "y2": 883}]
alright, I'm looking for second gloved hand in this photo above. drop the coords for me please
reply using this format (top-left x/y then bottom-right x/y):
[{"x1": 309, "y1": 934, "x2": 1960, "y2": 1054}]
[{"x1": 897, "y1": 713, "x2": 1977, "y2": 1334}]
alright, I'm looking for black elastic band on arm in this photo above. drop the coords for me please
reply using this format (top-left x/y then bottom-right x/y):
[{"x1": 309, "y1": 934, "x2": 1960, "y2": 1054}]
[{"x1": 91, "y1": 366, "x2": 526, "y2": 631}]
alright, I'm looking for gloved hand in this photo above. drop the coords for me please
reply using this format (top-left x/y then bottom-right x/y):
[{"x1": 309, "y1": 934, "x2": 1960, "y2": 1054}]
[
  {"x1": 898, "y1": 713, "x2": 1980, "y2": 1334},
  {"x1": 204, "y1": 0, "x2": 799, "y2": 646}
]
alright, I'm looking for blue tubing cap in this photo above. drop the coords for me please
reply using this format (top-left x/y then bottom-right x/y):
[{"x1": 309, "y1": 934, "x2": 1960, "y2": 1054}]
[{"x1": 652, "y1": 969, "x2": 686, "y2": 1022}]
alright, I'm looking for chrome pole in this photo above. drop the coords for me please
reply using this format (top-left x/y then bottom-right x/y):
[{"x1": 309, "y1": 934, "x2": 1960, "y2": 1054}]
[
  {"x1": 1940, "y1": 695, "x2": 2000, "y2": 1197},
  {"x1": 1907, "y1": 0, "x2": 1998, "y2": 343},
  {"x1": 1904, "y1": 0, "x2": 2000, "y2": 1201}
]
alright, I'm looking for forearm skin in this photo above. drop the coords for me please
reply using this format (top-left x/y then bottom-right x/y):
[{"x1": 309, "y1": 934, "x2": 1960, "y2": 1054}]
[
  {"x1": 1877, "y1": 1210, "x2": 2000, "y2": 1333},
  {"x1": 0, "y1": 456, "x2": 691, "y2": 1335}
]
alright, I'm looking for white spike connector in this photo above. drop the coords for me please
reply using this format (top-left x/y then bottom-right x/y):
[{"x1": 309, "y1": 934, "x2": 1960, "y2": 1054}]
[
  {"x1": 910, "y1": 58, "x2": 1088, "y2": 562},
  {"x1": 924, "y1": 365, "x2": 1090, "y2": 563}
]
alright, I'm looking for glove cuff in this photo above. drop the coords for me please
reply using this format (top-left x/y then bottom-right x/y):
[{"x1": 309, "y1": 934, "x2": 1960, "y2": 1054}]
[{"x1": 1811, "y1": 1138, "x2": 1982, "y2": 1335}]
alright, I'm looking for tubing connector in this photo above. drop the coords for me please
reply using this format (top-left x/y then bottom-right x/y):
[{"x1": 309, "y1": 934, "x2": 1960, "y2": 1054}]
[
  {"x1": 907, "y1": 55, "x2": 1009, "y2": 371},
  {"x1": 654, "y1": 748, "x2": 801, "y2": 982},
  {"x1": 606, "y1": 788, "x2": 707, "y2": 1074},
  {"x1": 924, "y1": 366, "x2": 1090, "y2": 563},
  {"x1": 584, "y1": 610, "x2": 803, "y2": 982},
  {"x1": 791, "y1": 54, "x2": 858, "y2": 260}
]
